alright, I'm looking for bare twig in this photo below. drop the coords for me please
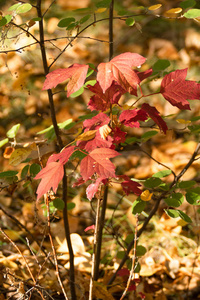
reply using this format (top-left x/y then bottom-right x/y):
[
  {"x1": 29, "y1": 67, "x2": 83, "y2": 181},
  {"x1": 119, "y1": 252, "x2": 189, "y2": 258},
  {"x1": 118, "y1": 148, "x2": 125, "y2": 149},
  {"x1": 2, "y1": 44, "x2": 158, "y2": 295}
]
[
  {"x1": 120, "y1": 214, "x2": 138, "y2": 300},
  {"x1": 45, "y1": 195, "x2": 69, "y2": 300}
]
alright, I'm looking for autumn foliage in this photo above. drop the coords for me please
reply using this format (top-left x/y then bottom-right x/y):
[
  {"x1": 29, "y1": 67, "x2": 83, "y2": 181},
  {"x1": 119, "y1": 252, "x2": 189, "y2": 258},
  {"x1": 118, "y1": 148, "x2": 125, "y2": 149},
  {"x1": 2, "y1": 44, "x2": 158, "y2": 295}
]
[{"x1": 35, "y1": 52, "x2": 200, "y2": 201}]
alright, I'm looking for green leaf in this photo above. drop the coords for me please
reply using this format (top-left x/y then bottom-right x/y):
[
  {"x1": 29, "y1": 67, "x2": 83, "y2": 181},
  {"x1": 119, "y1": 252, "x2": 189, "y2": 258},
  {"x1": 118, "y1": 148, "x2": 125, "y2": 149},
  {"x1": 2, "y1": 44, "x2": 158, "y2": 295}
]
[
  {"x1": 144, "y1": 177, "x2": 162, "y2": 188},
  {"x1": 132, "y1": 199, "x2": 146, "y2": 215},
  {"x1": 180, "y1": 0, "x2": 196, "y2": 9},
  {"x1": 32, "y1": 17, "x2": 41, "y2": 22},
  {"x1": 125, "y1": 17, "x2": 135, "y2": 26},
  {"x1": 184, "y1": 8, "x2": 200, "y2": 18},
  {"x1": 134, "y1": 262, "x2": 141, "y2": 273},
  {"x1": 152, "y1": 169, "x2": 172, "y2": 178},
  {"x1": 66, "y1": 22, "x2": 79, "y2": 30},
  {"x1": 58, "y1": 119, "x2": 75, "y2": 130},
  {"x1": 178, "y1": 180, "x2": 196, "y2": 189},
  {"x1": 141, "y1": 130, "x2": 158, "y2": 140},
  {"x1": 86, "y1": 63, "x2": 95, "y2": 78},
  {"x1": 0, "y1": 15, "x2": 12, "y2": 26},
  {"x1": 96, "y1": 0, "x2": 112, "y2": 8},
  {"x1": 164, "y1": 193, "x2": 184, "y2": 207},
  {"x1": 58, "y1": 17, "x2": 75, "y2": 28},
  {"x1": 85, "y1": 80, "x2": 97, "y2": 86},
  {"x1": 16, "y1": 3, "x2": 32, "y2": 14},
  {"x1": 165, "y1": 209, "x2": 192, "y2": 223},
  {"x1": 70, "y1": 150, "x2": 87, "y2": 160},
  {"x1": 0, "y1": 171, "x2": 18, "y2": 178},
  {"x1": 21, "y1": 165, "x2": 29, "y2": 178},
  {"x1": 0, "y1": 138, "x2": 9, "y2": 148},
  {"x1": 70, "y1": 86, "x2": 84, "y2": 98},
  {"x1": 188, "y1": 124, "x2": 200, "y2": 133},
  {"x1": 124, "y1": 137, "x2": 139, "y2": 145},
  {"x1": 53, "y1": 198, "x2": 65, "y2": 210},
  {"x1": 125, "y1": 233, "x2": 135, "y2": 245},
  {"x1": 152, "y1": 59, "x2": 170, "y2": 72},
  {"x1": 136, "y1": 245, "x2": 147, "y2": 256},
  {"x1": 8, "y1": 3, "x2": 21, "y2": 11},
  {"x1": 79, "y1": 14, "x2": 91, "y2": 24},
  {"x1": 186, "y1": 187, "x2": 200, "y2": 205},
  {"x1": 67, "y1": 202, "x2": 76, "y2": 210},
  {"x1": 117, "y1": 250, "x2": 126, "y2": 259},
  {"x1": 30, "y1": 163, "x2": 41, "y2": 177},
  {"x1": 7, "y1": 124, "x2": 20, "y2": 138}
]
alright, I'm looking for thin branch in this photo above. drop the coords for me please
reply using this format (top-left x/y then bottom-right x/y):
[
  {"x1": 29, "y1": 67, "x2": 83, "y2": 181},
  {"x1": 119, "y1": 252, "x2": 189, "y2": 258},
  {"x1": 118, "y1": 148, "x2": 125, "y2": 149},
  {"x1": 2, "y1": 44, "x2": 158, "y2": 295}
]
[
  {"x1": 89, "y1": 196, "x2": 101, "y2": 300},
  {"x1": 46, "y1": 195, "x2": 69, "y2": 300},
  {"x1": 120, "y1": 214, "x2": 138, "y2": 300}
]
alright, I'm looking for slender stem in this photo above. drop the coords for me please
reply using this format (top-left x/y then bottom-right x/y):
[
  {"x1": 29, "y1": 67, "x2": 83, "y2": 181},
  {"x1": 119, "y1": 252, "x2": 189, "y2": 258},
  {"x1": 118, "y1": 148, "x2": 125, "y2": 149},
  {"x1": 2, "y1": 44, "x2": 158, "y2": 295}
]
[
  {"x1": 62, "y1": 171, "x2": 77, "y2": 300},
  {"x1": 36, "y1": 0, "x2": 63, "y2": 150},
  {"x1": 89, "y1": 196, "x2": 101, "y2": 300},
  {"x1": 120, "y1": 214, "x2": 138, "y2": 300},
  {"x1": 94, "y1": 185, "x2": 108, "y2": 281},
  {"x1": 109, "y1": 0, "x2": 114, "y2": 60},
  {"x1": 46, "y1": 196, "x2": 69, "y2": 300}
]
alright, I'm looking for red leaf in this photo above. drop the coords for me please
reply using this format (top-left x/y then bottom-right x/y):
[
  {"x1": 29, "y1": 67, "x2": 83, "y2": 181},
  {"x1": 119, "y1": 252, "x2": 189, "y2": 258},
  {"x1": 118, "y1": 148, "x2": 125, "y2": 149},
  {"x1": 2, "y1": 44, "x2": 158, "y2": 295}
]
[
  {"x1": 121, "y1": 178, "x2": 142, "y2": 196},
  {"x1": 86, "y1": 177, "x2": 105, "y2": 200},
  {"x1": 87, "y1": 81, "x2": 126, "y2": 111},
  {"x1": 141, "y1": 103, "x2": 168, "y2": 134},
  {"x1": 136, "y1": 68, "x2": 153, "y2": 82},
  {"x1": 84, "y1": 225, "x2": 95, "y2": 232},
  {"x1": 47, "y1": 146, "x2": 75, "y2": 164},
  {"x1": 78, "y1": 130, "x2": 113, "y2": 152},
  {"x1": 80, "y1": 148, "x2": 120, "y2": 181},
  {"x1": 83, "y1": 112, "x2": 110, "y2": 130},
  {"x1": 97, "y1": 52, "x2": 146, "y2": 93},
  {"x1": 42, "y1": 64, "x2": 89, "y2": 97},
  {"x1": 112, "y1": 127, "x2": 126, "y2": 145},
  {"x1": 117, "y1": 268, "x2": 130, "y2": 277},
  {"x1": 34, "y1": 162, "x2": 64, "y2": 200},
  {"x1": 119, "y1": 109, "x2": 148, "y2": 128},
  {"x1": 160, "y1": 69, "x2": 200, "y2": 110}
]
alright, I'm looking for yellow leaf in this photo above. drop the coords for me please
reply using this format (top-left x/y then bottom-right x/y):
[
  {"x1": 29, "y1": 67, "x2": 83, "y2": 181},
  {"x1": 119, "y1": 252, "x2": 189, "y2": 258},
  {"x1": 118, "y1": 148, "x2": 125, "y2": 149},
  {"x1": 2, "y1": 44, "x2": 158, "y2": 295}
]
[
  {"x1": 9, "y1": 148, "x2": 32, "y2": 166},
  {"x1": 165, "y1": 7, "x2": 182, "y2": 14},
  {"x1": 141, "y1": 190, "x2": 153, "y2": 201},
  {"x1": 148, "y1": 4, "x2": 162, "y2": 11},
  {"x1": 176, "y1": 119, "x2": 191, "y2": 125},
  {"x1": 95, "y1": 8, "x2": 107, "y2": 13},
  {"x1": 75, "y1": 130, "x2": 97, "y2": 141}
]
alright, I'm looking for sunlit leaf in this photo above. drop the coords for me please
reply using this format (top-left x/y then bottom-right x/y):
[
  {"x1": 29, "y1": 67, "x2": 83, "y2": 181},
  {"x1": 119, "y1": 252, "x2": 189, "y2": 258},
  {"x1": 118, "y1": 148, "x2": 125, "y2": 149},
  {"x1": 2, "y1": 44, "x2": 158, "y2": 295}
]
[
  {"x1": 165, "y1": 8, "x2": 182, "y2": 14},
  {"x1": 140, "y1": 190, "x2": 153, "y2": 201},
  {"x1": 148, "y1": 4, "x2": 162, "y2": 11},
  {"x1": 16, "y1": 3, "x2": 32, "y2": 14},
  {"x1": 152, "y1": 169, "x2": 172, "y2": 178},
  {"x1": 184, "y1": 8, "x2": 200, "y2": 18},
  {"x1": 0, "y1": 15, "x2": 12, "y2": 26},
  {"x1": 0, "y1": 138, "x2": 9, "y2": 148},
  {"x1": 125, "y1": 17, "x2": 135, "y2": 26},
  {"x1": 7, "y1": 124, "x2": 20, "y2": 139}
]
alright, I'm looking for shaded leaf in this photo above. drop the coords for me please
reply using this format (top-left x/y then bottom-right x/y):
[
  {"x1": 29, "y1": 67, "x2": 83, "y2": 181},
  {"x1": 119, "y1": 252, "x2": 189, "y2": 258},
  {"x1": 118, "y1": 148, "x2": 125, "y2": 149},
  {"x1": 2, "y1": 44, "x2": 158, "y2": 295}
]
[
  {"x1": 132, "y1": 199, "x2": 146, "y2": 215},
  {"x1": 160, "y1": 69, "x2": 200, "y2": 110},
  {"x1": 119, "y1": 109, "x2": 148, "y2": 128},
  {"x1": 152, "y1": 169, "x2": 172, "y2": 178},
  {"x1": 141, "y1": 103, "x2": 168, "y2": 133},
  {"x1": 80, "y1": 148, "x2": 119, "y2": 181}
]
